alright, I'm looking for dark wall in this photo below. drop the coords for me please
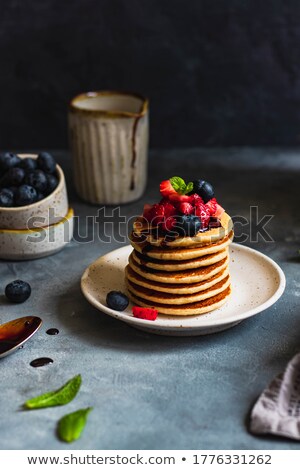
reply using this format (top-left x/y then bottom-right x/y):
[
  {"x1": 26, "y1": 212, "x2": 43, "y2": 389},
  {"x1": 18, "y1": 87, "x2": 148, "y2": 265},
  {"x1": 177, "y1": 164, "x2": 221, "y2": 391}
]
[{"x1": 1, "y1": 0, "x2": 300, "y2": 149}]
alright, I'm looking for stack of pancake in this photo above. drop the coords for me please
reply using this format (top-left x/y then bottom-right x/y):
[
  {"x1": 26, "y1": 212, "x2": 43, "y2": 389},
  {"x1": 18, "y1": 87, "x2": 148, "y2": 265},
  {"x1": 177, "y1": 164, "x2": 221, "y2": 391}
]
[{"x1": 125, "y1": 212, "x2": 234, "y2": 316}]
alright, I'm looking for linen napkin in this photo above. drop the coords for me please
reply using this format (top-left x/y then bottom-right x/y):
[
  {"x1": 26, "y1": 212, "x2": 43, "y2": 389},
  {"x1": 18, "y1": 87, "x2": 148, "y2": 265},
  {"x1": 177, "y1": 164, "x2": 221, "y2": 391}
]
[{"x1": 250, "y1": 352, "x2": 300, "y2": 441}]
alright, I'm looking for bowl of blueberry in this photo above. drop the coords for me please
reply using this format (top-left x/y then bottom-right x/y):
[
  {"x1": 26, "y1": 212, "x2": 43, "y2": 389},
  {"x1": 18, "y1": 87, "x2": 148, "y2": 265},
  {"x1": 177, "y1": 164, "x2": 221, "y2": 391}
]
[{"x1": 0, "y1": 152, "x2": 74, "y2": 260}]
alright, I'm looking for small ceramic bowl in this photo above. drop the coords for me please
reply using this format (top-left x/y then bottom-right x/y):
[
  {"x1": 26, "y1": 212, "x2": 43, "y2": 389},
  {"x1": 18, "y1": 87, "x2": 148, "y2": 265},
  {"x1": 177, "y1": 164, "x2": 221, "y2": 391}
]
[
  {"x1": 0, "y1": 154, "x2": 69, "y2": 229},
  {"x1": 0, "y1": 208, "x2": 74, "y2": 260}
]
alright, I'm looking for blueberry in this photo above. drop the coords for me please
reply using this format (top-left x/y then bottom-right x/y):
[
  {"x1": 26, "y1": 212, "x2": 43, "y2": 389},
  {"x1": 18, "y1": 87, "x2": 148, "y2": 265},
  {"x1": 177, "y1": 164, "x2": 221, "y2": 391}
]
[
  {"x1": 5, "y1": 280, "x2": 31, "y2": 303},
  {"x1": 37, "y1": 152, "x2": 56, "y2": 174},
  {"x1": 0, "y1": 152, "x2": 21, "y2": 173},
  {"x1": 20, "y1": 157, "x2": 37, "y2": 172},
  {"x1": 25, "y1": 170, "x2": 47, "y2": 192},
  {"x1": 192, "y1": 180, "x2": 215, "y2": 203},
  {"x1": 15, "y1": 185, "x2": 37, "y2": 206},
  {"x1": 0, "y1": 188, "x2": 14, "y2": 207},
  {"x1": 4, "y1": 167, "x2": 25, "y2": 186},
  {"x1": 36, "y1": 192, "x2": 45, "y2": 202},
  {"x1": 45, "y1": 174, "x2": 58, "y2": 195},
  {"x1": 106, "y1": 291, "x2": 129, "y2": 311},
  {"x1": 175, "y1": 214, "x2": 202, "y2": 237}
]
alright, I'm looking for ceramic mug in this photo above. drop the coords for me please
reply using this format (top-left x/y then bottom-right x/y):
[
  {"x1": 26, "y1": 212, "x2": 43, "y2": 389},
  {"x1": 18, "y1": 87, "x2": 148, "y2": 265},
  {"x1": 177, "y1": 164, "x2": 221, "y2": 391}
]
[{"x1": 68, "y1": 91, "x2": 149, "y2": 205}]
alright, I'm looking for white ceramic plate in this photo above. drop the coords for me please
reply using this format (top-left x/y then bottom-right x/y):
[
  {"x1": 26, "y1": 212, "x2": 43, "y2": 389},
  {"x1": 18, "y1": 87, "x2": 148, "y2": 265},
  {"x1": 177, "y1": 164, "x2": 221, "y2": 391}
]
[{"x1": 81, "y1": 243, "x2": 286, "y2": 336}]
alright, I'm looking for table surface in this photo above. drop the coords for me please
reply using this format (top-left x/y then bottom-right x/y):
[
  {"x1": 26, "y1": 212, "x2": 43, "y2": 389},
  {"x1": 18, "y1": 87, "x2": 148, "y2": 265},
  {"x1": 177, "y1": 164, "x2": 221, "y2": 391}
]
[{"x1": 0, "y1": 147, "x2": 299, "y2": 450}]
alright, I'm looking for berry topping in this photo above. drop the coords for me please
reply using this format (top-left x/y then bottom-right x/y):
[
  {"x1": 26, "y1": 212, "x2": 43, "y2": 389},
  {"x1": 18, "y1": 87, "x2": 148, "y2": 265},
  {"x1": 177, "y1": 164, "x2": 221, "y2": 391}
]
[
  {"x1": 106, "y1": 291, "x2": 129, "y2": 311},
  {"x1": 160, "y1": 177, "x2": 193, "y2": 203},
  {"x1": 132, "y1": 306, "x2": 158, "y2": 321},
  {"x1": 0, "y1": 188, "x2": 14, "y2": 207},
  {"x1": 37, "y1": 152, "x2": 56, "y2": 174},
  {"x1": 178, "y1": 202, "x2": 194, "y2": 215},
  {"x1": 143, "y1": 203, "x2": 165, "y2": 224},
  {"x1": 194, "y1": 202, "x2": 211, "y2": 228},
  {"x1": 161, "y1": 216, "x2": 177, "y2": 232},
  {"x1": 5, "y1": 280, "x2": 31, "y2": 303},
  {"x1": 214, "y1": 203, "x2": 225, "y2": 219},
  {"x1": 205, "y1": 197, "x2": 217, "y2": 216},
  {"x1": 15, "y1": 185, "x2": 37, "y2": 206},
  {"x1": 192, "y1": 180, "x2": 215, "y2": 203},
  {"x1": 175, "y1": 214, "x2": 202, "y2": 237}
]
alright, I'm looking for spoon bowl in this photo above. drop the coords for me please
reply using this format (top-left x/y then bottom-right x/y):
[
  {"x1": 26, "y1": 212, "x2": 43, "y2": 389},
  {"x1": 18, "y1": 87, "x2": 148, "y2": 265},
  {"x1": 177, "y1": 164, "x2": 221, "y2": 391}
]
[{"x1": 0, "y1": 316, "x2": 42, "y2": 358}]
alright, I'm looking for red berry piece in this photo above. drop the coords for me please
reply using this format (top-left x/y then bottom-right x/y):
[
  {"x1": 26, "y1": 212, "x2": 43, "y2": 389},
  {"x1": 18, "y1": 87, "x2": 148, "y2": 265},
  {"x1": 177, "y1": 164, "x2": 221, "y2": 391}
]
[
  {"x1": 205, "y1": 197, "x2": 217, "y2": 216},
  {"x1": 195, "y1": 202, "x2": 211, "y2": 228},
  {"x1": 161, "y1": 216, "x2": 177, "y2": 232},
  {"x1": 178, "y1": 202, "x2": 194, "y2": 215},
  {"x1": 214, "y1": 203, "x2": 225, "y2": 219},
  {"x1": 132, "y1": 306, "x2": 158, "y2": 321},
  {"x1": 190, "y1": 193, "x2": 203, "y2": 205}
]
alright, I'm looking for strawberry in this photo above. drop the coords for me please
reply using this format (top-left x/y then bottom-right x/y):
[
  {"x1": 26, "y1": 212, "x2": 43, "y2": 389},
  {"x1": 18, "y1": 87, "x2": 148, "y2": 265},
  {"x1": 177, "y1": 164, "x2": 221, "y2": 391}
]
[
  {"x1": 160, "y1": 180, "x2": 176, "y2": 198},
  {"x1": 160, "y1": 179, "x2": 192, "y2": 203},
  {"x1": 132, "y1": 306, "x2": 158, "y2": 321},
  {"x1": 205, "y1": 197, "x2": 217, "y2": 216},
  {"x1": 178, "y1": 202, "x2": 194, "y2": 215},
  {"x1": 195, "y1": 202, "x2": 210, "y2": 228},
  {"x1": 214, "y1": 203, "x2": 225, "y2": 219}
]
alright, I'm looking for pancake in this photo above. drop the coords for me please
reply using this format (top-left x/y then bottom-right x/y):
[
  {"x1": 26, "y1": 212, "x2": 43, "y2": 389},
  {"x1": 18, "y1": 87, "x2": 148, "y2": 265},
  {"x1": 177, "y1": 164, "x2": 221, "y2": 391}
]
[
  {"x1": 132, "y1": 212, "x2": 233, "y2": 247},
  {"x1": 132, "y1": 247, "x2": 228, "y2": 271},
  {"x1": 128, "y1": 254, "x2": 229, "y2": 284},
  {"x1": 127, "y1": 285, "x2": 232, "y2": 316},
  {"x1": 125, "y1": 264, "x2": 230, "y2": 294},
  {"x1": 131, "y1": 231, "x2": 234, "y2": 260},
  {"x1": 126, "y1": 274, "x2": 230, "y2": 305}
]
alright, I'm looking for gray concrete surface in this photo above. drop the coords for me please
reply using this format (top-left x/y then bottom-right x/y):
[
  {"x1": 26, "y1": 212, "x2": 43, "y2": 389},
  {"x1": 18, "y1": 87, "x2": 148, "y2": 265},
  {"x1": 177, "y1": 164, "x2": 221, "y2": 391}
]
[{"x1": 0, "y1": 148, "x2": 299, "y2": 450}]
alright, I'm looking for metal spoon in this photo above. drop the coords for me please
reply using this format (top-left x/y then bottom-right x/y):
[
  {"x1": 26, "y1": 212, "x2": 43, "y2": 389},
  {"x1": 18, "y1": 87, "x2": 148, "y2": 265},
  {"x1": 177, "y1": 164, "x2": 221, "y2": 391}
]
[{"x1": 0, "y1": 316, "x2": 42, "y2": 358}]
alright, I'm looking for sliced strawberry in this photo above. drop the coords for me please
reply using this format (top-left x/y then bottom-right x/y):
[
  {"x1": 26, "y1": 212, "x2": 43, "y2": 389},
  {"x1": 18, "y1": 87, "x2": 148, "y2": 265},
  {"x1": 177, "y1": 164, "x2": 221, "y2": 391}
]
[
  {"x1": 205, "y1": 197, "x2": 217, "y2": 216},
  {"x1": 160, "y1": 180, "x2": 176, "y2": 198},
  {"x1": 178, "y1": 202, "x2": 194, "y2": 215},
  {"x1": 214, "y1": 203, "x2": 225, "y2": 219},
  {"x1": 132, "y1": 306, "x2": 158, "y2": 321},
  {"x1": 195, "y1": 202, "x2": 210, "y2": 228},
  {"x1": 168, "y1": 192, "x2": 193, "y2": 203}
]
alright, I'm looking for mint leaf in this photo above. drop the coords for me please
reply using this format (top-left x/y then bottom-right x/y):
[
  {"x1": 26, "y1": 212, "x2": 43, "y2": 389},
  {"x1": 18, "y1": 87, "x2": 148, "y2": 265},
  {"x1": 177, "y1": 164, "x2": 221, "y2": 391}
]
[
  {"x1": 170, "y1": 176, "x2": 193, "y2": 195},
  {"x1": 57, "y1": 407, "x2": 93, "y2": 443},
  {"x1": 170, "y1": 176, "x2": 186, "y2": 194},
  {"x1": 185, "y1": 181, "x2": 193, "y2": 194},
  {"x1": 24, "y1": 375, "x2": 82, "y2": 409}
]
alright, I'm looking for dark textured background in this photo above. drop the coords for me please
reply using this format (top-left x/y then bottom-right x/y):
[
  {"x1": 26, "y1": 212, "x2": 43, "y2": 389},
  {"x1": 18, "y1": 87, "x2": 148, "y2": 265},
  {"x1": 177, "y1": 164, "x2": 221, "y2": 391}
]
[{"x1": 1, "y1": 0, "x2": 300, "y2": 149}]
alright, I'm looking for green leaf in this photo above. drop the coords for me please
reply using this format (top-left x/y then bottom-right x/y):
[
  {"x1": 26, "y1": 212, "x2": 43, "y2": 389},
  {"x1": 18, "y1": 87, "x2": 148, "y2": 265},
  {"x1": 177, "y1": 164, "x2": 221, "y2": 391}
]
[
  {"x1": 24, "y1": 375, "x2": 82, "y2": 409},
  {"x1": 185, "y1": 181, "x2": 193, "y2": 194},
  {"x1": 170, "y1": 176, "x2": 186, "y2": 194},
  {"x1": 57, "y1": 407, "x2": 93, "y2": 443}
]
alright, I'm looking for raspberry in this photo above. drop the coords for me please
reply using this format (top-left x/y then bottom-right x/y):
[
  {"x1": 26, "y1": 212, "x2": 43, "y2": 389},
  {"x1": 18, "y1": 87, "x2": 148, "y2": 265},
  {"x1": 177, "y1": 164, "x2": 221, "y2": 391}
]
[
  {"x1": 160, "y1": 199, "x2": 177, "y2": 218},
  {"x1": 132, "y1": 306, "x2": 158, "y2": 321},
  {"x1": 143, "y1": 203, "x2": 165, "y2": 224},
  {"x1": 190, "y1": 193, "x2": 203, "y2": 205},
  {"x1": 178, "y1": 202, "x2": 194, "y2": 215},
  {"x1": 161, "y1": 216, "x2": 177, "y2": 232},
  {"x1": 143, "y1": 204, "x2": 153, "y2": 221},
  {"x1": 205, "y1": 198, "x2": 217, "y2": 216},
  {"x1": 195, "y1": 202, "x2": 210, "y2": 228}
]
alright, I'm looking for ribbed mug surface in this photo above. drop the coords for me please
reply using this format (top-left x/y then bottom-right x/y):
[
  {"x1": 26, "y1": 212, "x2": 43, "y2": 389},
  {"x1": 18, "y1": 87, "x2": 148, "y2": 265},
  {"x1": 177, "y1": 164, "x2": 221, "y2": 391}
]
[{"x1": 69, "y1": 91, "x2": 149, "y2": 205}]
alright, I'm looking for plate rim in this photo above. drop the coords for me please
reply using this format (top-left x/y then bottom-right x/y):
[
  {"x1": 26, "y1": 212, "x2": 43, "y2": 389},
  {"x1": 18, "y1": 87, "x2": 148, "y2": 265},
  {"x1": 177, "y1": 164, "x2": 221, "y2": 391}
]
[{"x1": 81, "y1": 243, "x2": 286, "y2": 330}]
